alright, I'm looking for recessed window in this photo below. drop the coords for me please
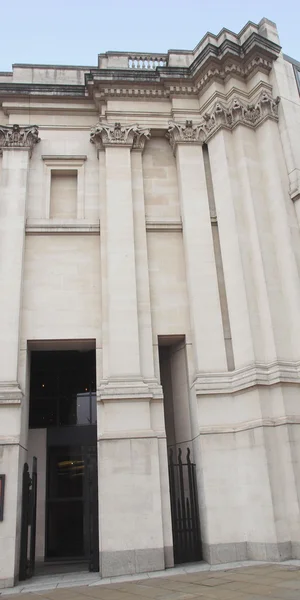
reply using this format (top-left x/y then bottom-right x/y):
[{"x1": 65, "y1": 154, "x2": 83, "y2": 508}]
[
  {"x1": 50, "y1": 170, "x2": 78, "y2": 219},
  {"x1": 42, "y1": 156, "x2": 87, "y2": 220}
]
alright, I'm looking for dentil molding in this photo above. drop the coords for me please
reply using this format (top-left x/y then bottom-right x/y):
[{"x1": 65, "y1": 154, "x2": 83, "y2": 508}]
[
  {"x1": 0, "y1": 124, "x2": 40, "y2": 156},
  {"x1": 90, "y1": 122, "x2": 151, "y2": 151},
  {"x1": 167, "y1": 90, "x2": 280, "y2": 151}
]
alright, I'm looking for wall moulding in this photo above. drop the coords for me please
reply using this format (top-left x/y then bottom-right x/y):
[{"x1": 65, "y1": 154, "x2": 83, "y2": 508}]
[
  {"x1": 198, "y1": 415, "x2": 300, "y2": 436},
  {"x1": 192, "y1": 359, "x2": 300, "y2": 396},
  {"x1": 97, "y1": 378, "x2": 163, "y2": 402},
  {"x1": 145, "y1": 219, "x2": 182, "y2": 232},
  {"x1": 25, "y1": 219, "x2": 100, "y2": 235},
  {"x1": 0, "y1": 382, "x2": 23, "y2": 405}
]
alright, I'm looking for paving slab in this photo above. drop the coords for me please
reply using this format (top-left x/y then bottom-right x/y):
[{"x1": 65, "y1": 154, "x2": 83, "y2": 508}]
[{"x1": 2, "y1": 562, "x2": 300, "y2": 600}]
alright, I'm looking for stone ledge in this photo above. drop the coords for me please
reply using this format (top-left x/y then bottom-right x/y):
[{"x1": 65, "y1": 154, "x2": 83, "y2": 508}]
[
  {"x1": 145, "y1": 219, "x2": 182, "y2": 232},
  {"x1": 97, "y1": 378, "x2": 163, "y2": 402},
  {"x1": 98, "y1": 430, "x2": 166, "y2": 441},
  {"x1": 198, "y1": 415, "x2": 300, "y2": 436},
  {"x1": 193, "y1": 359, "x2": 300, "y2": 395},
  {"x1": 26, "y1": 219, "x2": 100, "y2": 235},
  {"x1": 42, "y1": 154, "x2": 87, "y2": 161},
  {"x1": 0, "y1": 382, "x2": 23, "y2": 404},
  {"x1": 0, "y1": 437, "x2": 22, "y2": 445}
]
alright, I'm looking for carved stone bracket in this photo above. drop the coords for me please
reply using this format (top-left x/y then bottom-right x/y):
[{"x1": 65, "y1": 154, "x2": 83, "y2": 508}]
[
  {"x1": 90, "y1": 122, "x2": 151, "y2": 151},
  {"x1": 167, "y1": 90, "x2": 280, "y2": 151},
  {"x1": 0, "y1": 124, "x2": 40, "y2": 157}
]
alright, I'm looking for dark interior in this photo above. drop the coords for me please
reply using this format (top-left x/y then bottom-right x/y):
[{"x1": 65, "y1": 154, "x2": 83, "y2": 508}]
[{"x1": 29, "y1": 350, "x2": 99, "y2": 565}]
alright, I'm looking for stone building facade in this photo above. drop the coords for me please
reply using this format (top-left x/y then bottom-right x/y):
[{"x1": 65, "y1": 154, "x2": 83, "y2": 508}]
[{"x1": 1, "y1": 16, "x2": 300, "y2": 589}]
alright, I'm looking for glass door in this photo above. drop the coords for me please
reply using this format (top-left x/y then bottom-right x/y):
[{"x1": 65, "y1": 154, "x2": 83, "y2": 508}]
[{"x1": 46, "y1": 446, "x2": 85, "y2": 559}]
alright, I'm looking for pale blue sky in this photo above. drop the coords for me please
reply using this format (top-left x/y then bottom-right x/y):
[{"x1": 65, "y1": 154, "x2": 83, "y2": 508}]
[{"x1": 0, "y1": 0, "x2": 299, "y2": 72}]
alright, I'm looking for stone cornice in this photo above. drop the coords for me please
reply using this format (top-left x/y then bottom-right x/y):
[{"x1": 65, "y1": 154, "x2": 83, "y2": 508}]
[
  {"x1": 97, "y1": 378, "x2": 163, "y2": 402},
  {"x1": 98, "y1": 430, "x2": 166, "y2": 441},
  {"x1": 0, "y1": 124, "x2": 40, "y2": 156},
  {"x1": 0, "y1": 22, "x2": 281, "y2": 105},
  {"x1": 86, "y1": 31, "x2": 280, "y2": 102},
  {"x1": 167, "y1": 90, "x2": 279, "y2": 150},
  {"x1": 86, "y1": 55, "x2": 275, "y2": 101},
  {"x1": 90, "y1": 122, "x2": 151, "y2": 151},
  {"x1": 0, "y1": 382, "x2": 23, "y2": 405},
  {"x1": 193, "y1": 359, "x2": 300, "y2": 396},
  {"x1": 198, "y1": 415, "x2": 300, "y2": 436}
]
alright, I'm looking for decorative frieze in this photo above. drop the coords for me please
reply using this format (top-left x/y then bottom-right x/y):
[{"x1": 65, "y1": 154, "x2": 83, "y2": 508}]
[
  {"x1": 0, "y1": 124, "x2": 40, "y2": 156},
  {"x1": 167, "y1": 90, "x2": 280, "y2": 151},
  {"x1": 90, "y1": 122, "x2": 150, "y2": 151}
]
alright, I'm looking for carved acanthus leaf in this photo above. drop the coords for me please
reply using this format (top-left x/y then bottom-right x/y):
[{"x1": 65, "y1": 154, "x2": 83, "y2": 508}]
[
  {"x1": 166, "y1": 91, "x2": 280, "y2": 150},
  {"x1": 166, "y1": 120, "x2": 207, "y2": 152},
  {"x1": 90, "y1": 122, "x2": 151, "y2": 150},
  {"x1": 0, "y1": 124, "x2": 40, "y2": 156},
  {"x1": 132, "y1": 126, "x2": 151, "y2": 151}
]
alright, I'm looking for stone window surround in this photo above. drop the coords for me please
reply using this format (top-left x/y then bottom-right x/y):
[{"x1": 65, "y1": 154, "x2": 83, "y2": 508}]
[{"x1": 42, "y1": 155, "x2": 87, "y2": 220}]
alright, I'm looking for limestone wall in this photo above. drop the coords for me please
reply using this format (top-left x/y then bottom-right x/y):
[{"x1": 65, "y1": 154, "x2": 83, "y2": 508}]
[{"x1": 1, "y1": 16, "x2": 300, "y2": 586}]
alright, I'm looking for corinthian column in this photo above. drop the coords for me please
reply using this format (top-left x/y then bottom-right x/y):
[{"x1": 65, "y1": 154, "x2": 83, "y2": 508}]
[
  {"x1": 90, "y1": 122, "x2": 171, "y2": 577},
  {"x1": 0, "y1": 124, "x2": 40, "y2": 586}
]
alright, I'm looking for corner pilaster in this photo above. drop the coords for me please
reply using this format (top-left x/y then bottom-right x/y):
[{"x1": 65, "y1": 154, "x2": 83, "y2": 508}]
[{"x1": 0, "y1": 124, "x2": 40, "y2": 586}]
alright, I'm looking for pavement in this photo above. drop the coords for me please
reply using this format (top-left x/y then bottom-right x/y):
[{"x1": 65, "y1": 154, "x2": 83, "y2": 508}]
[{"x1": 2, "y1": 561, "x2": 300, "y2": 600}]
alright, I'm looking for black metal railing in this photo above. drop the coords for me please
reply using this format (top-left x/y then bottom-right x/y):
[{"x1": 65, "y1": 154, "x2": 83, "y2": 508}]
[
  {"x1": 19, "y1": 458, "x2": 37, "y2": 581},
  {"x1": 168, "y1": 447, "x2": 202, "y2": 564}
]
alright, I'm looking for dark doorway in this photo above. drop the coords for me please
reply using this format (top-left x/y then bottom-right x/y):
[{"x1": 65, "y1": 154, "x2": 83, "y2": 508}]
[
  {"x1": 28, "y1": 349, "x2": 99, "y2": 571},
  {"x1": 158, "y1": 337, "x2": 202, "y2": 564}
]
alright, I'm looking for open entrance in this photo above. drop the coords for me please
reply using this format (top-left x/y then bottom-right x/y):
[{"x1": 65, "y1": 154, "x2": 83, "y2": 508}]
[
  {"x1": 21, "y1": 345, "x2": 99, "y2": 579},
  {"x1": 158, "y1": 336, "x2": 202, "y2": 565}
]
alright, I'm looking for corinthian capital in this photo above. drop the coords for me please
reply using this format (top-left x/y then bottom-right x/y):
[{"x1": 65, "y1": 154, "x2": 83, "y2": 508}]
[
  {"x1": 0, "y1": 124, "x2": 40, "y2": 156},
  {"x1": 166, "y1": 90, "x2": 280, "y2": 150},
  {"x1": 166, "y1": 120, "x2": 208, "y2": 153},
  {"x1": 90, "y1": 122, "x2": 151, "y2": 151}
]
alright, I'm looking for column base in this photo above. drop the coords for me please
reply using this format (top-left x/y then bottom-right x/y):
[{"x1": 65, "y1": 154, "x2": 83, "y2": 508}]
[
  {"x1": 101, "y1": 547, "x2": 166, "y2": 578},
  {"x1": 203, "y1": 541, "x2": 300, "y2": 564},
  {"x1": 0, "y1": 577, "x2": 14, "y2": 590}
]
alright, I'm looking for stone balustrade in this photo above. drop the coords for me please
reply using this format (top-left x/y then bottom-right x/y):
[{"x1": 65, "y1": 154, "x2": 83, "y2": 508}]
[{"x1": 128, "y1": 54, "x2": 167, "y2": 69}]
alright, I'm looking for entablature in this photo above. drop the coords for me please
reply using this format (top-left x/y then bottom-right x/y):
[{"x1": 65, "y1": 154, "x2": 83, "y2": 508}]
[{"x1": 0, "y1": 20, "x2": 281, "y2": 114}]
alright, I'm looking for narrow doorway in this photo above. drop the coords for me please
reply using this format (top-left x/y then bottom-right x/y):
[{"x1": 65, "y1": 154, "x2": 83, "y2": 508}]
[
  {"x1": 27, "y1": 348, "x2": 99, "y2": 574},
  {"x1": 158, "y1": 336, "x2": 202, "y2": 565}
]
